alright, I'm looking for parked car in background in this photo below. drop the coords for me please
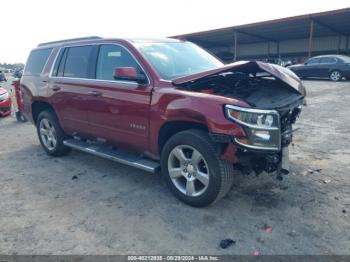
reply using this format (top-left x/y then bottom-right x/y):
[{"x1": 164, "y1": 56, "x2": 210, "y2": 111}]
[
  {"x1": 264, "y1": 58, "x2": 292, "y2": 67},
  {"x1": 288, "y1": 55, "x2": 350, "y2": 81},
  {"x1": 0, "y1": 88, "x2": 11, "y2": 117},
  {"x1": 21, "y1": 37, "x2": 305, "y2": 207},
  {"x1": 0, "y1": 71, "x2": 7, "y2": 82},
  {"x1": 13, "y1": 69, "x2": 23, "y2": 79}
]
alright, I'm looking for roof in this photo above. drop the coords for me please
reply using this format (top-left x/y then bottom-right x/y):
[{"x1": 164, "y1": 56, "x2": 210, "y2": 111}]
[
  {"x1": 37, "y1": 37, "x2": 182, "y2": 48},
  {"x1": 171, "y1": 8, "x2": 350, "y2": 47}
]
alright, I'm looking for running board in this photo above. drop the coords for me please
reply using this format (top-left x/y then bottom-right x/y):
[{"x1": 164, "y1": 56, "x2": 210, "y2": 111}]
[{"x1": 63, "y1": 139, "x2": 160, "y2": 173}]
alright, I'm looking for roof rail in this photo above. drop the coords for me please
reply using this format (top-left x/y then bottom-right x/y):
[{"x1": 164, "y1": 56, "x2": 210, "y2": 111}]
[{"x1": 38, "y1": 36, "x2": 103, "y2": 47}]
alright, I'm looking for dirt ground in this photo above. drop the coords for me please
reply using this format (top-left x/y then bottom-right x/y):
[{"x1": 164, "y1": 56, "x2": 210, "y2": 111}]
[{"x1": 0, "y1": 79, "x2": 349, "y2": 255}]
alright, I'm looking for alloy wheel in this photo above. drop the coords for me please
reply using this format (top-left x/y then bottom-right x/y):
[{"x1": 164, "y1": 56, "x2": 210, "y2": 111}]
[
  {"x1": 39, "y1": 118, "x2": 57, "y2": 151},
  {"x1": 330, "y1": 71, "x2": 341, "y2": 81},
  {"x1": 167, "y1": 145, "x2": 210, "y2": 197}
]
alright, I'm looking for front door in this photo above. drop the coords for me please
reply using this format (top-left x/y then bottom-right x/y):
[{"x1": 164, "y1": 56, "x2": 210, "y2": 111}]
[
  {"x1": 301, "y1": 57, "x2": 320, "y2": 77},
  {"x1": 85, "y1": 44, "x2": 152, "y2": 153}
]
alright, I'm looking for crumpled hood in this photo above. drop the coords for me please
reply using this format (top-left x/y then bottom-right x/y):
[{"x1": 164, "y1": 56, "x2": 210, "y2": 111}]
[{"x1": 172, "y1": 61, "x2": 306, "y2": 96}]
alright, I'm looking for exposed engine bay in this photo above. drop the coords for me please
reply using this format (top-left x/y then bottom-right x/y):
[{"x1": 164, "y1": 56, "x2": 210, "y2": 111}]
[
  {"x1": 178, "y1": 71, "x2": 304, "y2": 109},
  {"x1": 178, "y1": 71, "x2": 304, "y2": 140}
]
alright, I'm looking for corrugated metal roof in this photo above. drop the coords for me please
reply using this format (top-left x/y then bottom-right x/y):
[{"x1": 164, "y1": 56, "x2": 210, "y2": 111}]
[{"x1": 171, "y1": 8, "x2": 350, "y2": 47}]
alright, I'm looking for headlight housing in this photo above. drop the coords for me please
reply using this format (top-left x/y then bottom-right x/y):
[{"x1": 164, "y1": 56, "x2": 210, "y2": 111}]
[
  {"x1": 0, "y1": 92, "x2": 9, "y2": 102},
  {"x1": 225, "y1": 105, "x2": 281, "y2": 150}
]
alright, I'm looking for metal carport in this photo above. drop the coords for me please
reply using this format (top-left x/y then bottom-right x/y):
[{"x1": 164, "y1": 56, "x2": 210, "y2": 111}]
[{"x1": 171, "y1": 8, "x2": 350, "y2": 62}]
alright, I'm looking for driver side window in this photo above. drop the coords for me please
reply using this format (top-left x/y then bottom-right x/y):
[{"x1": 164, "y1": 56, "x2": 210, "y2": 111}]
[{"x1": 96, "y1": 44, "x2": 143, "y2": 81}]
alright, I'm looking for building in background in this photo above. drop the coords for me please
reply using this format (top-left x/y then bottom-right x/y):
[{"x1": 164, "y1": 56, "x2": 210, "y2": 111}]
[{"x1": 171, "y1": 8, "x2": 350, "y2": 65}]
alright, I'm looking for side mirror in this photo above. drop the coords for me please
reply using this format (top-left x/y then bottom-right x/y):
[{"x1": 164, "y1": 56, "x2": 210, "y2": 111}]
[{"x1": 114, "y1": 67, "x2": 147, "y2": 84}]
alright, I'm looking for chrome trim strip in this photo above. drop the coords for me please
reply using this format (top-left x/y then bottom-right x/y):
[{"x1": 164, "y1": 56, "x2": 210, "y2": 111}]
[
  {"x1": 48, "y1": 42, "x2": 151, "y2": 86},
  {"x1": 63, "y1": 140, "x2": 159, "y2": 173},
  {"x1": 48, "y1": 48, "x2": 62, "y2": 77},
  {"x1": 225, "y1": 104, "x2": 279, "y2": 115},
  {"x1": 234, "y1": 137, "x2": 279, "y2": 151},
  {"x1": 49, "y1": 76, "x2": 139, "y2": 87}
]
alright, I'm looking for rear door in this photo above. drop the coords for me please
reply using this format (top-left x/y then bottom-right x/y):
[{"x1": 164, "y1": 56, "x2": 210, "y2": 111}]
[
  {"x1": 85, "y1": 44, "x2": 152, "y2": 153},
  {"x1": 49, "y1": 45, "x2": 99, "y2": 136},
  {"x1": 319, "y1": 57, "x2": 337, "y2": 77}
]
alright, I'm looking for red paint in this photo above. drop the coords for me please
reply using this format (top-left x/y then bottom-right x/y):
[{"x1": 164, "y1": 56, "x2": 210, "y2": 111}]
[
  {"x1": 0, "y1": 88, "x2": 11, "y2": 117},
  {"x1": 221, "y1": 143, "x2": 237, "y2": 163},
  {"x1": 251, "y1": 250, "x2": 261, "y2": 256},
  {"x1": 264, "y1": 227, "x2": 273, "y2": 234},
  {"x1": 12, "y1": 80, "x2": 23, "y2": 112}
]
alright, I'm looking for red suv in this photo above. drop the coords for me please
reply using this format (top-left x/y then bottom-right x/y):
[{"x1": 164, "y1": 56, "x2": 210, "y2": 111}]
[{"x1": 21, "y1": 37, "x2": 305, "y2": 206}]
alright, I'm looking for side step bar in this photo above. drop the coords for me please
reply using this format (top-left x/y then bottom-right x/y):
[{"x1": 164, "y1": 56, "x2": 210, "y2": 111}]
[{"x1": 63, "y1": 139, "x2": 160, "y2": 173}]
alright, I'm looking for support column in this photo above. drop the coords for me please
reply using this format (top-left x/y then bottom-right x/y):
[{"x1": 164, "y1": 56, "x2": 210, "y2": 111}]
[
  {"x1": 233, "y1": 31, "x2": 238, "y2": 62},
  {"x1": 308, "y1": 20, "x2": 314, "y2": 58},
  {"x1": 337, "y1": 35, "x2": 342, "y2": 54},
  {"x1": 277, "y1": 41, "x2": 280, "y2": 57},
  {"x1": 346, "y1": 36, "x2": 349, "y2": 55}
]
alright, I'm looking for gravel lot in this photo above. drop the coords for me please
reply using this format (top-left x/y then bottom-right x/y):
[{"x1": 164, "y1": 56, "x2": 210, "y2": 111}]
[{"x1": 0, "y1": 79, "x2": 349, "y2": 255}]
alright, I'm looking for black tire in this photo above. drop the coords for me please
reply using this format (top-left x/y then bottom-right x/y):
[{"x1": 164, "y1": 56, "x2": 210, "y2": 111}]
[
  {"x1": 329, "y1": 70, "x2": 342, "y2": 82},
  {"x1": 161, "y1": 129, "x2": 234, "y2": 207},
  {"x1": 36, "y1": 110, "x2": 71, "y2": 156}
]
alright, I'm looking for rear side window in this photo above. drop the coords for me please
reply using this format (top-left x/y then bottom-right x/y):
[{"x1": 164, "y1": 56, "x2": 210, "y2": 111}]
[
  {"x1": 62, "y1": 46, "x2": 94, "y2": 78},
  {"x1": 320, "y1": 57, "x2": 337, "y2": 64},
  {"x1": 96, "y1": 44, "x2": 143, "y2": 81},
  {"x1": 24, "y1": 48, "x2": 52, "y2": 76}
]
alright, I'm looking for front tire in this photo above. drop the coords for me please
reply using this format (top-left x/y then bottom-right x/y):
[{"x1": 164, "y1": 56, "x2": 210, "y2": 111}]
[
  {"x1": 330, "y1": 70, "x2": 342, "y2": 81},
  {"x1": 161, "y1": 129, "x2": 234, "y2": 207},
  {"x1": 36, "y1": 110, "x2": 71, "y2": 156}
]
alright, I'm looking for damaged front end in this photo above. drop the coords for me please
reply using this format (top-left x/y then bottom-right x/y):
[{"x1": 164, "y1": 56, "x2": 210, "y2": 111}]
[{"x1": 173, "y1": 61, "x2": 306, "y2": 179}]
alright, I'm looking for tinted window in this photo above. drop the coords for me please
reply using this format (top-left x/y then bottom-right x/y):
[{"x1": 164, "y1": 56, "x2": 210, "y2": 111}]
[
  {"x1": 96, "y1": 44, "x2": 143, "y2": 81},
  {"x1": 306, "y1": 58, "x2": 319, "y2": 65},
  {"x1": 24, "y1": 48, "x2": 52, "y2": 76},
  {"x1": 63, "y1": 46, "x2": 94, "y2": 78},
  {"x1": 320, "y1": 57, "x2": 337, "y2": 64}
]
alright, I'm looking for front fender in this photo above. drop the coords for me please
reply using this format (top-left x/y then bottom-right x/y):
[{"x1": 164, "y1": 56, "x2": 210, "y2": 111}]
[{"x1": 148, "y1": 87, "x2": 247, "y2": 157}]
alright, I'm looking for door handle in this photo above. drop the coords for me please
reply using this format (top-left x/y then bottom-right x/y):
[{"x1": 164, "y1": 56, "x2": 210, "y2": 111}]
[
  {"x1": 87, "y1": 90, "x2": 102, "y2": 96},
  {"x1": 51, "y1": 85, "x2": 61, "y2": 91}
]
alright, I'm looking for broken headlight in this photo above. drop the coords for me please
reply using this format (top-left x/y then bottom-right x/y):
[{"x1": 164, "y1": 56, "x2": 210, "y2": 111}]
[{"x1": 225, "y1": 105, "x2": 281, "y2": 150}]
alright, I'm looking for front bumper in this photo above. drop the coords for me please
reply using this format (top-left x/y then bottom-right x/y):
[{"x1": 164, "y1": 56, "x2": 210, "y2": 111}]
[
  {"x1": 0, "y1": 98, "x2": 12, "y2": 116},
  {"x1": 234, "y1": 145, "x2": 290, "y2": 179}
]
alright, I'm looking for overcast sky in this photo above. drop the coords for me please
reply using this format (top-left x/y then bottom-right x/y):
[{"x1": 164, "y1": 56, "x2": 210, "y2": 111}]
[{"x1": 1, "y1": 0, "x2": 349, "y2": 64}]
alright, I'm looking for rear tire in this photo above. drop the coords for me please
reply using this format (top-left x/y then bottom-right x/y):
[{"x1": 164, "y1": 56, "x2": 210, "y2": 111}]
[
  {"x1": 330, "y1": 70, "x2": 342, "y2": 81},
  {"x1": 161, "y1": 129, "x2": 234, "y2": 207},
  {"x1": 36, "y1": 110, "x2": 71, "y2": 156}
]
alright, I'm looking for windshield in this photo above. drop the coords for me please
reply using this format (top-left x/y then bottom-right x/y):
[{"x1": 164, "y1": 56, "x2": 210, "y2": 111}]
[{"x1": 135, "y1": 41, "x2": 223, "y2": 80}]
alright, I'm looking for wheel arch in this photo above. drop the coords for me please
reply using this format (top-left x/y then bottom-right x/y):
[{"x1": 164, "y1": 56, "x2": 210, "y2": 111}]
[
  {"x1": 31, "y1": 101, "x2": 57, "y2": 125},
  {"x1": 158, "y1": 121, "x2": 209, "y2": 155}
]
